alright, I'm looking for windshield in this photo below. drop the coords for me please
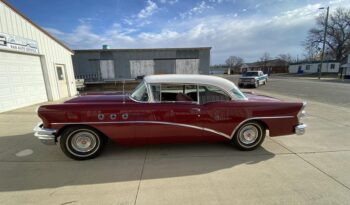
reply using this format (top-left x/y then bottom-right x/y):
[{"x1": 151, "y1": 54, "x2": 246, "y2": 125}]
[
  {"x1": 130, "y1": 81, "x2": 149, "y2": 102},
  {"x1": 243, "y1": 72, "x2": 259, "y2": 77}
]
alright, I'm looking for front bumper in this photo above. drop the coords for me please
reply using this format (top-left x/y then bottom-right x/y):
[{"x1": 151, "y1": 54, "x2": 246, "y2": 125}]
[
  {"x1": 295, "y1": 124, "x2": 306, "y2": 135},
  {"x1": 33, "y1": 122, "x2": 57, "y2": 145}
]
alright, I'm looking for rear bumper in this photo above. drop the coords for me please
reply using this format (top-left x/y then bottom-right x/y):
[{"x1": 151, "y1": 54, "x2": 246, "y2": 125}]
[
  {"x1": 33, "y1": 122, "x2": 57, "y2": 145},
  {"x1": 295, "y1": 124, "x2": 306, "y2": 135}
]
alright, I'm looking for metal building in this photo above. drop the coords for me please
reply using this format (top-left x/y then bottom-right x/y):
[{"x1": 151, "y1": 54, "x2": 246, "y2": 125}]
[
  {"x1": 72, "y1": 47, "x2": 211, "y2": 81},
  {"x1": 0, "y1": 0, "x2": 77, "y2": 113}
]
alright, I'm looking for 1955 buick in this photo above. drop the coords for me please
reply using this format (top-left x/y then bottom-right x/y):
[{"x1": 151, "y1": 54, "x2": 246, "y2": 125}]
[{"x1": 34, "y1": 74, "x2": 306, "y2": 160}]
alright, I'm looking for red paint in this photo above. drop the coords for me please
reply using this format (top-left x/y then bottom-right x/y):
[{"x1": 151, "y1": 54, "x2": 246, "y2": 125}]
[{"x1": 38, "y1": 93, "x2": 303, "y2": 146}]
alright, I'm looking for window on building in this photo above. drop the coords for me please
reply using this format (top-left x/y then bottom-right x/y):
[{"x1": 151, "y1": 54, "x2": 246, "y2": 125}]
[
  {"x1": 56, "y1": 67, "x2": 64, "y2": 80},
  {"x1": 305, "y1": 65, "x2": 311, "y2": 70},
  {"x1": 330, "y1": 64, "x2": 335, "y2": 69}
]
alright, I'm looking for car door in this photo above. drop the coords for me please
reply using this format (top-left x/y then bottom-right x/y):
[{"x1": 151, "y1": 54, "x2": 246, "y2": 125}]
[
  {"x1": 197, "y1": 85, "x2": 243, "y2": 141},
  {"x1": 147, "y1": 84, "x2": 205, "y2": 144}
]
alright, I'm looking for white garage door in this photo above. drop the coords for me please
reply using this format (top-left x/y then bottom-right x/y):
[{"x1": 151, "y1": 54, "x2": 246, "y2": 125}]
[{"x1": 0, "y1": 52, "x2": 47, "y2": 113}]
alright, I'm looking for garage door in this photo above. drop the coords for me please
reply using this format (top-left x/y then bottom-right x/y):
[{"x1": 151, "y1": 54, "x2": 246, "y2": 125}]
[{"x1": 0, "y1": 52, "x2": 47, "y2": 113}]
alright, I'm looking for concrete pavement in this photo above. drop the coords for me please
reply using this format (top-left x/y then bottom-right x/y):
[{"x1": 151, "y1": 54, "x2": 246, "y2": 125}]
[{"x1": 0, "y1": 90, "x2": 350, "y2": 204}]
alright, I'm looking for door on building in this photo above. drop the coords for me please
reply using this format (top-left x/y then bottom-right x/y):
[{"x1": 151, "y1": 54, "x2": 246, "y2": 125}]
[
  {"x1": 55, "y1": 65, "x2": 69, "y2": 98},
  {"x1": 100, "y1": 60, "x2": 115, "y2": 80},
  {"x1": 0, "y1": 51, "x2": 47, "y2": 112},
  {"x1": 175, "y1": 59, "x2": 199, "y2": 74},
  {"x1": 130, "y1": 60, "x2": 154, "y2": 79}
]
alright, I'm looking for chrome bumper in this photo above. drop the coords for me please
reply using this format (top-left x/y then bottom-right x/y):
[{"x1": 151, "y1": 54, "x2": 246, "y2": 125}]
[
  {"x1": 33, "y1": 123, "x2": 57, "y2": 145},
  {"x1": 295, "y1": 124, "x2": 306, "y2": 135}
]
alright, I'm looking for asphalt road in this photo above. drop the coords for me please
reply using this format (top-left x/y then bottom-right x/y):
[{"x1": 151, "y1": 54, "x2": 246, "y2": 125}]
[{"x1": 225, "y1": 75, "x2": 350, "y2": 108}]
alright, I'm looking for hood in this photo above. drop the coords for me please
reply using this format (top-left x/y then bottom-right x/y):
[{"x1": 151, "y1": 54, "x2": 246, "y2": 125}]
[
  {"x1": 240, "y1": 76, "x2": 258, "y2": 79},
  {"x1": 64, "y1": 94, "x2": 133, "y2": 103},
  {"x1": 244, "y1": 93, "x2": 281, "y2": 102}
]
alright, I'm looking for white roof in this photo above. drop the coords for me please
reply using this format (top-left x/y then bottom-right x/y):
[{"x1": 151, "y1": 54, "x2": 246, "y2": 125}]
[{"x1": 144, "y1": 74, "x2": 237, "y2": 92}]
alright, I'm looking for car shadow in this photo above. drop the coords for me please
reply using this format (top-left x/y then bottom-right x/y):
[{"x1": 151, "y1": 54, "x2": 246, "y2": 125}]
[{"x1": 0, "y1": 133, "x2": 275, "y2": 192}]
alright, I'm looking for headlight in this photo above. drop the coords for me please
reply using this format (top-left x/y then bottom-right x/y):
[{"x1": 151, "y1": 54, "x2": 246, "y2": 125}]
[{"x1": 250, "y1": 79, "x2": 255, "y2": 83}]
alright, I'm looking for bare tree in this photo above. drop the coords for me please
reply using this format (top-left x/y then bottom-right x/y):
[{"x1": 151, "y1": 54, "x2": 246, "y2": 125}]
[
  {"x1": 304, "y1": 7, "x2": 350, "y2": 61},
  {"x1": 225, "y1": 56, "x2": 244, "y2": 73},
  {"x1": 260, "y1": 52, "x2": 271, "y2": 62},
  {"x1": 259, "y1": 52, "x2": 271, "y2": 69},
  {"x1": 277, "y1": 53, "x2": 293, "y2": 63}
]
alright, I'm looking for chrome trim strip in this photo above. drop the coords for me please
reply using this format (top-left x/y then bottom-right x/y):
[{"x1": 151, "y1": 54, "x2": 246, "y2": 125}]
[
  {"x1": 230, "y1": 116, "x2": 294, "y2": 139},
  {"x1": 52, "y1": 121, "x2": 232, "y2": 139}
]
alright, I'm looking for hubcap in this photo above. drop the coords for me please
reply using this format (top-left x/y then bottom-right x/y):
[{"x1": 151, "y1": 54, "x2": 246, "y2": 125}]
[
  {"x1": 239, "y1": 125, "x2": 259, "y2": 145},
  {"x1": 71, "y1": 131, "x2": 97, "y2": 153}
]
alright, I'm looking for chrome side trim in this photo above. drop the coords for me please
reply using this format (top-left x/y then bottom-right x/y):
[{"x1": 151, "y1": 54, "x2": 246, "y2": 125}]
[
  {"x1": 230, "y1": 116, "x2": 294, "y2": 139},
  {"x1": 51, "y1": 121, "x2": 232, "y2": 139},
  {"x1": 33, "y1": 122, "x2": 57, "y2": 145}
]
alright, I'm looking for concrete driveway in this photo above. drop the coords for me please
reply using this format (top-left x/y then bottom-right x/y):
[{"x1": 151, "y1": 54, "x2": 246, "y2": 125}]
[{"x1": 0, "y1": 91, "x2": 350, "y2": 205}]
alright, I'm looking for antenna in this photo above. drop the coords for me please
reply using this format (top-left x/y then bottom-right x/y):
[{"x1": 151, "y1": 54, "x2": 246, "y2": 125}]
[{"x1": 122, "y1": 80, "x2": 125, "y2": 104}]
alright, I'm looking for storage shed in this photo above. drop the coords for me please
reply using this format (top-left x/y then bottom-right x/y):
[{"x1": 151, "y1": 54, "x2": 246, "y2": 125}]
[{"x1": 72, "y1": 47, "x2": 211, "y2": 81}]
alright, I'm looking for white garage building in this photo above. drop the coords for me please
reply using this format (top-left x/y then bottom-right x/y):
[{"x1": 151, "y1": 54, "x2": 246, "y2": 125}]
[{"x1": 0, "y1": 0, "x2": 76, "y2": 113}]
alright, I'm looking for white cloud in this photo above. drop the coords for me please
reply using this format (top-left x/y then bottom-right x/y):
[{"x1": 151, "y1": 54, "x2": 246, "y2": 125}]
[
  {"x1": 138, "y1": 0, "x2": 158, "y2": 19},
  {"x1": 159, "y1": 0, "x2": 178, "y2": 5},
  {"x1": 46, "y1": 0, "x2": 350, "y2": 64},
  {"x1": 180, "y1": 1, "x2": 213, "y2": 19}
]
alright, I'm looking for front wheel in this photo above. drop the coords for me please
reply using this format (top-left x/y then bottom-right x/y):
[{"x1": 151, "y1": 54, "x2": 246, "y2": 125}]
[
  {"x1": 254, "y1": 81, "x2": 259, "y2": 88},
  {"x1": 60, "y1": 126, "x2": 106, "y2": 160},
  {"x1": 232, "y1": 121, "x2": 266, "y2": 151}
]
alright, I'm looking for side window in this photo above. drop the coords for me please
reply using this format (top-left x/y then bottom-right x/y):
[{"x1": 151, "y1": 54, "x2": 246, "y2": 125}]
[
  {"x1": 150, "y1": 84, "x2": 161, "y2": 102},
  {"x1": 198, "y1": 85, "x2": 231, "y2": 104},
  {"x1": 150, "y1": 84, "x2": 197, "y2": 103},
  {"x1": 330, "y1": 64, "x2": 335, "y2": 69}
]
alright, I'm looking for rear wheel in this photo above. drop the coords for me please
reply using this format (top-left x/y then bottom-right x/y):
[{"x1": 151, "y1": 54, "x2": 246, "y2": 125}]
[
  {"x1": 232, "y1": 121, "x2": 266, "y2": 151},
  {"x1": 60, "y1": 126, "x2": 106, "y2": 160}
]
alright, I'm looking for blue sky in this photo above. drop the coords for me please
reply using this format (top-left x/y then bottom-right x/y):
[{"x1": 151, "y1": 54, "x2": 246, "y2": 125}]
[{"x1": 7, "y1": 0, "x2": 350, "y2": 64}]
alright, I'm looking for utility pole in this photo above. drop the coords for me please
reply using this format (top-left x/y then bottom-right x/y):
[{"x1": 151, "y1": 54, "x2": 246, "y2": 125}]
[{"x1": 319, "y1": 6, "x2": 329, "y2": 80}]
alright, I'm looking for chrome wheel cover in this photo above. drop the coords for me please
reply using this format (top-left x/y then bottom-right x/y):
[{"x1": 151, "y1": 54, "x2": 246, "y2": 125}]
[
  {"x1": 238, "y1": 125, "x2": 259, "y2": 145},
  {"x1": 71, "y1": 131, "x2": 97, "y2": 152},
  {"x1": 66, "y1": 129, "x2": 100, "y2": 157}
]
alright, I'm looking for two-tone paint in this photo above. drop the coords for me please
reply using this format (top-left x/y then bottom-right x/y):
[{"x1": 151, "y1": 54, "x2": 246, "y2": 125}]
[{"x1": 37, "y1": 92, "x2": 304, "y2": 146}]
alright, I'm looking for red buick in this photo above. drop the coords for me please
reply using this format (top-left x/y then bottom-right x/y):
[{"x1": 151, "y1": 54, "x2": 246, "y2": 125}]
[{"x1": 34, "y1": 74, "x2": 306, "y2": 160}]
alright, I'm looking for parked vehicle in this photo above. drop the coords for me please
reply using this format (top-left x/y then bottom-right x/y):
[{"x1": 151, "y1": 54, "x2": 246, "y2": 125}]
[
  {"x1": 238, "y1": 71, "x2": 268, "y2": 88},
  {"x1": 75, "y1": 79, "x2": 85, "y2": 91},
  {"x1": 34, "y1": 74, "x2": 306, "y2": 160}
]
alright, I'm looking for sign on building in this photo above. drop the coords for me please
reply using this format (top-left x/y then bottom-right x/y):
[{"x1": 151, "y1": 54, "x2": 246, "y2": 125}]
[{"x1": 0, "y1": 32, "x2": 39, "y2": 54}]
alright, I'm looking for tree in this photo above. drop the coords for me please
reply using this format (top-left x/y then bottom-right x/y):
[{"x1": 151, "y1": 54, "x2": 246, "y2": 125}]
[
  {"x1": 277, "y1": 53, "x2": 293, "y2": 63},
  {"x1": 225, "y1": 56, "x2": 244, "y2": 73},
  {"x1": 304, "y1": 7, "x2": 350, "y2": 61},
  {"x1": 260, "y1": 52, "x2": 271, "y2": 62},
  {"x1": 259, "y1": 52, "x2": 271, "y2": 68}
]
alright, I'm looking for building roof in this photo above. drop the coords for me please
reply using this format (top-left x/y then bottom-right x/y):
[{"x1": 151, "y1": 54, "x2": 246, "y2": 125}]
[
  {"x1": 1, "y1": 0, "x2": 73, "y2": 53},
  {"x1": 143, "y1": 74, "x2": 242, "y2": 100},
  {"x1": 74, "y1": 47, "x2": 212, "y2": 52},
  {"x1": 246, "y1": 59, "x2": 288, "y2": 67},
  {"x1": 289, "y1": 60, "x2": 339, "y2": 65}
]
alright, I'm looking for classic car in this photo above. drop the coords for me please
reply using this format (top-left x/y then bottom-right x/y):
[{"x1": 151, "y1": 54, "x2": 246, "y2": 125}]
[
  {"x1": 238, "y1": 71, "x2": 268, "y2": 88},
  {"x1": 34, "y1": 74, "x2": 306, "y2": 160}
]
